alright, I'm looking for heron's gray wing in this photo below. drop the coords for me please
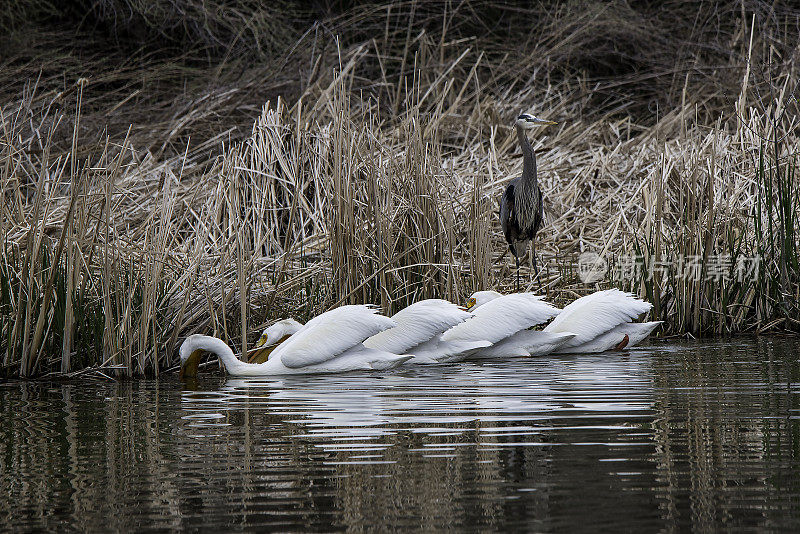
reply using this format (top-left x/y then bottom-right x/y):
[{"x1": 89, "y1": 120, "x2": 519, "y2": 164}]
[
  {"x1": 532, "y1": 184, "x2": 544, "y2": 237},
  {"x1": 513, "y1": 181, "x2": 543, "y2": 241},
  {"x1": 500, "y1": 180, "x2": 517, "y2": 245}
]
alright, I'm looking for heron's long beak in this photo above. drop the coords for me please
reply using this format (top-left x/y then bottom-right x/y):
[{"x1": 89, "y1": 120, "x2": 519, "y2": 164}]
[
  {"x1": 179, "y1": 349, "x2": 203, "y2": 379},
  {"x1": 537, "y1": 119, "x2": 558, "y2": 126}
]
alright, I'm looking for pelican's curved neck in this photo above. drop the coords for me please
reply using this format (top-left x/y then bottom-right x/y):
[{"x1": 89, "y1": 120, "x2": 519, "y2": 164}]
[
  {"x1": 189, "y1": 335, "x2": 249, "y2": 374},
  {"x1": 277, "y1": 322, "x2": 302, "y2": 340},
  {"x1": 516, "y1": 124, "x2": 537, "y2": 185}
]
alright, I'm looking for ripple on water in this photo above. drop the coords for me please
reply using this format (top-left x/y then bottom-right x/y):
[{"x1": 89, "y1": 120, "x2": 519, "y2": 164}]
[{"x1": 3, "y1": 339, "x2": 800, "y2": 531}]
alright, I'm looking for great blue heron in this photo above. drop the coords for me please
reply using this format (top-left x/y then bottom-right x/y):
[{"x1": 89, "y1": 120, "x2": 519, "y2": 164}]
[{"x1": 500, "y1": 113, "x2": 557, "y2": 290}]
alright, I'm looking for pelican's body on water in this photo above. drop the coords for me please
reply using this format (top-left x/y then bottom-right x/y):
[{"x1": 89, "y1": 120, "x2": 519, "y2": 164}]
[
  {"x1": 442, "y1": 291, "x2": 563, "y2": 361},
  {"x1": 477, "y1": 330, "x2": 576, "y2": 358},
  {"x1": 364, "y1": 299, "x2": 492, "y2": 364},
  {"x1": 543, "y1": 289, "x2": 660, "y2": 353},
  {"x1": 179, "y1": 305, "x2": 411, "y2": 377}
]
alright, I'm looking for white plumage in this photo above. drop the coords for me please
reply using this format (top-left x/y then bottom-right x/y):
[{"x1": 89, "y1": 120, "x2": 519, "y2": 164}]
[
  {"x1": 543, "y1": 289, "x2": 657, "y2": 353},
  {"x1": 442, "y1": 292, "x2": 560, "y2": 355},
  {"x1": 553, "y1": 321, "x2": 661, "y2": 353},
  {"x1": 179, "y1": 305, "x2": 410, "y2": 376},
  {"x1": 405, "y1": 337, "x2": 492, "y2": 364},
  {"x1": 364, "y1": 299, "x2": 473, "y2": 354},
  {"x1": 274, "y1": 305, "x2": 396, "y2": 368},
  {"x1": 478, "y1": 330, "x2": 576, "y2": 358},
  {"x1": 617, "y1": 321, "x2": 662, "y2": 346},
  {"x1": 461, "y1": 289, "x2": 658, "y2": 357},
  {"x1": 363, "y1": 299, "x2": 492, "y2": 364},
  {"x1": 178, "y1": 290, "x2": 660, "y2": 379}
]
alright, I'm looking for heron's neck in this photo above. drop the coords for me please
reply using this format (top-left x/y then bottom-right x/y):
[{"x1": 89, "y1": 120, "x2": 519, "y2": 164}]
[
  {"x1": 516, "y1": 124, "x2": 537, "y2": 185},
  {"x1": 190, "y1": 335, "x2": 249, "y2": 374}
]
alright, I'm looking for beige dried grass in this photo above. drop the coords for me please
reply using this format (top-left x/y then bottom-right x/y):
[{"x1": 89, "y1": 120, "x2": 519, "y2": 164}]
[{"x1": 1, "y1": 3, "x2": 799, "y2": 376}]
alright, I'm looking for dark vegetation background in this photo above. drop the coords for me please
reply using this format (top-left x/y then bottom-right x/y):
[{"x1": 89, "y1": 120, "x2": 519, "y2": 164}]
[{"x1": 4, "y1": 1, "x2": 785, "y2": 158}]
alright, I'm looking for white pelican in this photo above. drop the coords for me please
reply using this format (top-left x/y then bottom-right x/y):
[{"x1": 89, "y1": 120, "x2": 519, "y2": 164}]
[
  {"x1": 439, "y1": 291, "x2": 564, "y2": 361},
  {"x1": 363, "y1": 299, "x2": 492, "y2": 364},
  {"x1": 476, "y1": 329, "x2": 578, "y2": 358},
  {"x1": 179, "y1": 305, "x2": 411, "y2": 377},
  {"x1": 543, "y1": 289, "x2": 660, "y2": 353},
  {"x1": 254, "y1": 300, "x2": 491, "y2": 365},
  {"x1": 457, "y1": 291, "x2": 574, "y2": 358},
  {"x1": 248, "y1": 318, "x2": 304, "y2": 363}
]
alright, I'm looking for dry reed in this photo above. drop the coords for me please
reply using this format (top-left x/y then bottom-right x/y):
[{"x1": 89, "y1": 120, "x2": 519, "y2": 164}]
[{"x1": 1, "y1": 2, "x2": 799, "y2": 376}]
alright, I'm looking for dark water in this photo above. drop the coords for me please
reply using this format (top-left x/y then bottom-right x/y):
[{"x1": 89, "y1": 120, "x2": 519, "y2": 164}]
[{"x1": 3, "y1": 339, "x2": 800, "y2": 532}]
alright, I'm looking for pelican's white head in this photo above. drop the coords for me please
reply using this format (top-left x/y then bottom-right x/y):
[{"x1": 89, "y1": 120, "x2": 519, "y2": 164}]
[
  {"x1": 465, "y1": 290, "x2": 504, "y2": 311},
  {"x1": 179, "y1": 334, "x2": 207, "y2": 379},
  {"x1": 255, "y1": 318, "x2": 303, "y2": 348},
  {"x1": 179, "y1": 334, "x2": 200, "y2": 362},
  {"x1": 515, "y1": 113, "x2": 557, "y2": 130}
]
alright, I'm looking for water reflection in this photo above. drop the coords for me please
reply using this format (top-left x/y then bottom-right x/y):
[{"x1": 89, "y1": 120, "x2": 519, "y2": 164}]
[{"x1": 3, "y1": 339, "x2": 800, "y2": 531}]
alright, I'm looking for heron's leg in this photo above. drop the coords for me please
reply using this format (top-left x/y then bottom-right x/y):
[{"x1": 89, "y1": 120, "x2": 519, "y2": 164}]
[
  {"x1": 532, "y1": 243, "x2": 542, "y2": 291},
  {"x1": 515, "y1": 255, "x2": 520, "y2": 292}
]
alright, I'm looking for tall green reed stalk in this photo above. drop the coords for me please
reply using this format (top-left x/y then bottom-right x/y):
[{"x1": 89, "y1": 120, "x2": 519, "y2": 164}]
[
  {"x1": 753, "y1": 138, "x2": 800, "y2": 327},
  {"x1": 627, "y1": 117, "x2": 798, "y2": 335},
  {"x1": 1, "y1": 84, "x2": 178, "y2": 377}
]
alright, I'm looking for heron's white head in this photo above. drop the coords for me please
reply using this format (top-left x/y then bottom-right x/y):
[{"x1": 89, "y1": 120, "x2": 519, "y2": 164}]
[
  {"x1": 516, "y1": 113, "x2": 557, "y2": 130},
  {"x1": 465, "y1": 290, "x2": 504, "y2": 311},
  {"x1": 255, "y1": 318, "x2": 303, "y2": 348}
]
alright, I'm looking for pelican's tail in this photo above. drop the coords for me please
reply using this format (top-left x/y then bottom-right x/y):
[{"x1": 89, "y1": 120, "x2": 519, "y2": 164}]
[
  {"x1": 431, "y1": 340, "x2": 493, "y2": 363},
  {"x1": 477, "y1": 330, "x2": 575, "y2": 358},
  {"x1": 555, "y1": 321, "x2": 661, "y2": 354},
  {"x1": 369, "y1": 354, "x2": 414, "y2": 370},
  {"x1": 526, "y1": 332, "x2": 576, "y2": 356},
  {"x1": 621, "y1": 321, "x2": 662, "y2": 348}
]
